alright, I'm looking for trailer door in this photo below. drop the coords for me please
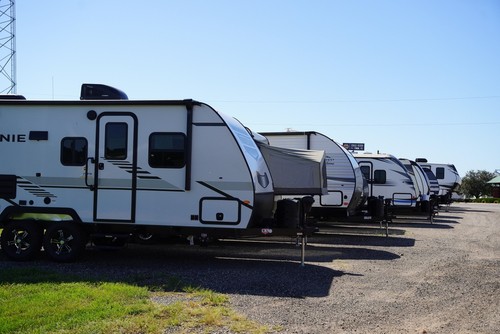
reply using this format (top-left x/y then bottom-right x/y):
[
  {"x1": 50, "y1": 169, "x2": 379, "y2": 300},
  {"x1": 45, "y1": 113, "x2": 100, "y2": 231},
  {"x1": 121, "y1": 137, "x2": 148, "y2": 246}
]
[
  {"x1": 358, "y1": 161, "x2": 373, "y2": 197},
  {"x1": 94, "y1": 113, "x2": 138, "y2": 222}
]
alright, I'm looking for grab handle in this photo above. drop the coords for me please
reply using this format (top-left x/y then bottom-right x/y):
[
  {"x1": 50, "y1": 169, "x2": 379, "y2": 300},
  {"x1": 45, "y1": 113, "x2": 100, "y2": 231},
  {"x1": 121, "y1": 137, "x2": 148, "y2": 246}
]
[{"x1": 85, "y1": 157, "x2": 95, "y2": 190}]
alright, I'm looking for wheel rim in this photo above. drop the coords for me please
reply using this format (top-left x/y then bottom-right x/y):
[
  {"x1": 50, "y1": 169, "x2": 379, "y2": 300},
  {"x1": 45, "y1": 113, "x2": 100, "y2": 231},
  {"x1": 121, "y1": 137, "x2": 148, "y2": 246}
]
[
  {"x1": 138, "y1": 233, "x2": 153, "y2": 241},
  {"x1": 7, "y1": 229, "x2": 32, "y2": 254},
  {"x1": 48, "y1": 229, "x2": 74, "y2": 255}
]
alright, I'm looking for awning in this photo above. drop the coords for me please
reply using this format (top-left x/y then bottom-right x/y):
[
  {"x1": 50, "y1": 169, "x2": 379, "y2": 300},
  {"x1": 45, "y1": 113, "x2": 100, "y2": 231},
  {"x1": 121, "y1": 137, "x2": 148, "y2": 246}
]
[{"x1": 257, "y1": 143, "x2": 328, "y2": 195}]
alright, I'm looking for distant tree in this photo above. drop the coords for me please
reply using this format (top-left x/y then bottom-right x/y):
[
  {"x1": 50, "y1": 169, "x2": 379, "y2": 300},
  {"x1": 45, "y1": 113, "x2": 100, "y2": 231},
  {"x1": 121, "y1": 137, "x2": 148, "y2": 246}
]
[{"x1": 460, "y1": 170, "x2": 496, "y2": 198}]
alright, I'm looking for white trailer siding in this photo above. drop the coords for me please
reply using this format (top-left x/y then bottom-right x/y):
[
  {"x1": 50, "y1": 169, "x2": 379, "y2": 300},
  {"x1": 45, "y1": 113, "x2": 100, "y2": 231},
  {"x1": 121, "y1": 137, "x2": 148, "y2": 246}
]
[
  {"x1": 400, "y1": 158, "x2": 431, "y2": 199},
  {"x1": 412, "y1": 162, "x2": 431, "y2": 198},
  {"x1": 0, "y1": 101, "x2": 274, "y2": 230}
]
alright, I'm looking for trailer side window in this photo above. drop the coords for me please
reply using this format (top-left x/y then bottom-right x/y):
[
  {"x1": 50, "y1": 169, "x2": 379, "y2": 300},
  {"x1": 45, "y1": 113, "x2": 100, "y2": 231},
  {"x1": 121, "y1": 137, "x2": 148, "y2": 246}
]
[
  {"x1": 105, "y1": 122, "x2": 127, "y2": 160},
  {"x1": 61, "y1": 137, "x2": 88, "y2": 166},
  {"x1": 435, "y1": 167, "x2": 445, "y2": 179},
  {"x1": 373, "y1": 170, "x2": 386, "y2": 184},
  {"x1": 149, "y1": 133, "x2": 186, "y2": 168}
]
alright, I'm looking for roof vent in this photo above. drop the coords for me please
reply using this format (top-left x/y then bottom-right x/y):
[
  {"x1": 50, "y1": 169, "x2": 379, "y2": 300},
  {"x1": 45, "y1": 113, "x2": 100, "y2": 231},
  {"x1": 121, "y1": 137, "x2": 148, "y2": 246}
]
[
  {"x1": 80, "y1": 84, "x2": 128, "y2": 100},
  {"x1": 415, "y1": 158, "x2": 428, "y2": 163}
]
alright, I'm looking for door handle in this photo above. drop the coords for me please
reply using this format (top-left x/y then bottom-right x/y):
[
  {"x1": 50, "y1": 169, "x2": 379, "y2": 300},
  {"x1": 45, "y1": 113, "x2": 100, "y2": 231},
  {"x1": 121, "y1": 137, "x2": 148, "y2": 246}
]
[{"x1": 85, "y1": 157, "x2": 95, "y2": 190}]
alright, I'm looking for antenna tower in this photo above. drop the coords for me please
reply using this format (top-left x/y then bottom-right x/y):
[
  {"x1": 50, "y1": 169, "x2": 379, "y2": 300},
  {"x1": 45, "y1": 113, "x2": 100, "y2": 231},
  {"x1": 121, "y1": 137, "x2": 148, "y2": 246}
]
[{"x1": 0, "y1": 0, "x2": 16, "y2": 94}]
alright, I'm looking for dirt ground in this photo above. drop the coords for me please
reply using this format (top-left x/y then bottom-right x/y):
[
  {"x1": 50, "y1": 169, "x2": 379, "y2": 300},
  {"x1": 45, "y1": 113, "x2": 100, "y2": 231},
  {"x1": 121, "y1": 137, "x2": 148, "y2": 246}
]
[
  {"x1": 1, "y1": 203, "x2": 499, "y2": 333},
  {"x1": 227, "y1": 203, "x2": 500, "y2": 333}
]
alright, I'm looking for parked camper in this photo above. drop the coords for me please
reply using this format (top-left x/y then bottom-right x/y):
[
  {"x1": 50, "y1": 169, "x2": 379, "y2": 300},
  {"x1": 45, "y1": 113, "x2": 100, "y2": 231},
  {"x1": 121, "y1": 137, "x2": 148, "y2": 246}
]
[
  {"x1": 259, "y1": 131, "x2": 367, "y2": 217},
  {"x1": 415, "y1": 159, "x2": 461, "y2": 204},
  {"x1": 399, "y1": 159, "x2": 430, "y2": 199},
  {"x1": 399, "y1": 158, "x2": 436, "y2": 216},
  {"x1": 0, "y1": 84, "x2": 321, "y2": 262},
  {"x1": 354, "y1": 153, "x2": 417, "y2": 208},
  {"x1": 422, "y1": 168, "x2": 440, "y2": 197}
]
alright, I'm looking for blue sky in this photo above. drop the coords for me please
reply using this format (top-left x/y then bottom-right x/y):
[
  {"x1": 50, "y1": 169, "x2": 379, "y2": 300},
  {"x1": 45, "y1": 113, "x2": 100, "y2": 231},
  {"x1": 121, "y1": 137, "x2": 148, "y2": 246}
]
[{"x1": 10, "y1": 0, "x2": 500, "y2": 176}]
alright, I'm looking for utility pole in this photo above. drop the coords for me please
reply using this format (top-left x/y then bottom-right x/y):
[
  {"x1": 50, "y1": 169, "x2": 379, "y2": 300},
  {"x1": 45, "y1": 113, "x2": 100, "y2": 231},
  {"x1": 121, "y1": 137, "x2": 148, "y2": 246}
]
[{"x1": 0, "y1": 0, "x2": 16, "y2": 94}]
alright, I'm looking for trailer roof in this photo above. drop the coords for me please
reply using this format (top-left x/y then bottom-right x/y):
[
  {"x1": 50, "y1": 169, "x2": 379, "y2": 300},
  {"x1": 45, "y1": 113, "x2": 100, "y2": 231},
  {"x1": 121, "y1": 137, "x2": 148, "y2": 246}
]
[
  {"x1": 353, "y1": 152, "x2": 395, "y2": 159},
  {"x1": 260, "y1": 131, "x2": 320, "y2": 136},
  {"x1": 0, "y1": 99, "x2": 202, "y2": 107}
]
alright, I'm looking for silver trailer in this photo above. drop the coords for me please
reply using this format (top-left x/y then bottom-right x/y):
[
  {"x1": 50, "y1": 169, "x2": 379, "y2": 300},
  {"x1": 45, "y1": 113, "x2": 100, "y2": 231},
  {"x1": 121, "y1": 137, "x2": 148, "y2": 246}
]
[
  {"x1": 416, "y1": 159, "x2": 461, "y2": 204},
  {"x1": 259, "y1": 131, "x2": 367, "y2": 218}
]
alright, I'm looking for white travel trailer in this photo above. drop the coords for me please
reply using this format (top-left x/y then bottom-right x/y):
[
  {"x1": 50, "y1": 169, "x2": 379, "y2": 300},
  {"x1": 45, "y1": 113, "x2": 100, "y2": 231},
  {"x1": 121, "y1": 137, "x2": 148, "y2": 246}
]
[
  {"x1": 354, "y1": 153, "x2": 417, "y2": 208},
  {"x1": 259, "y1": 131, "x2": 367, "y2": 217},
  {"x1": 399, "y1": 158, "x2": 437, "y2": 217},
  {"x1": 0, "y1": 84, "x2": 324, "y2": 262},
  {"x1": 415, "y1": 159, "x2": 462, "y2": 204},
  {"x1": 399, "y1": 159, "x2": 431, "y2": 199}
]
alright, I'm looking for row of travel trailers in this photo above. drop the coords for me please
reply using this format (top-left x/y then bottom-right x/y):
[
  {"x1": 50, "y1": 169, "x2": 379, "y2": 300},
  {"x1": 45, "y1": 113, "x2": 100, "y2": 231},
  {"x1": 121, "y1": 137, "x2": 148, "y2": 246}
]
[
  {"x1": 0, "y1": 84, "x2": 461, "y2": 262},
  {"x1": 260, "y1": 132, "x2": 461, "y2": 218}
]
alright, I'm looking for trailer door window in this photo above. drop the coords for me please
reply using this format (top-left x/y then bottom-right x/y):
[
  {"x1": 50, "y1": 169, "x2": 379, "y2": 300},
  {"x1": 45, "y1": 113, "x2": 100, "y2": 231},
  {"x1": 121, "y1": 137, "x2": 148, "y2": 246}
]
[
  {"x1": 435, "y1": 167, "x2": 445, "y2": 179},
  {"x1": 105, "y1": 122, "x2": 128, "y2": 160},
  {"x1": 360, "y1": 166, "x2": 371, "y2": 180},
  {"x1": 149, "y1": 133, "x2": 186, "y2": 168},
  {"x1": 61, "y1": 137, "x2": 88, "y2": 166},
  {"x1": 373, "y1": 170, "x2": 386, "y2": 184}
]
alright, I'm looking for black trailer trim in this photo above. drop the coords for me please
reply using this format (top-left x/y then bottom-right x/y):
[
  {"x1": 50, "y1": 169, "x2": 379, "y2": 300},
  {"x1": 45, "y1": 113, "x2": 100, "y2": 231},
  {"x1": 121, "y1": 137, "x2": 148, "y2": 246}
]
[
  {"x1": 94, "y1": 112, "x2": 138, "y2": 223},
  {"x1": 0, "y1": 99, "x2": 204, "y2": 107},
  {"x1": 197, "y1": 181, "x2": 253, "y2": 210},
  {"x1": 185, "y1": 103, "x2": 193, "y2": 191},
  {"x1": 199, "y1": 197, "x2": 241, "y2": 225}
]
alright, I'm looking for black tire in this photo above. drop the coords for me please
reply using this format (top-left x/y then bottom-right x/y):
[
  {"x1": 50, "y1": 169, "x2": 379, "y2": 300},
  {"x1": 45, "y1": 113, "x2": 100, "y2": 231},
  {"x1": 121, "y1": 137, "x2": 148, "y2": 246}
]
[
  {"x1": 43, "y1": 222, "x2": 86, "y2": 262},
  {"x1": 0, "y1": 220, "x2": 43, "y2": 261}
]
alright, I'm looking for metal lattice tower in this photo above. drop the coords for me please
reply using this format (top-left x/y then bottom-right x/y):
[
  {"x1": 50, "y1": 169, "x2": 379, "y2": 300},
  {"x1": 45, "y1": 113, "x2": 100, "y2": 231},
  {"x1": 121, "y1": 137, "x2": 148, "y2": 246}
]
[{"x1": 0, "y1": 0, "x2": 16, "y2": 94}]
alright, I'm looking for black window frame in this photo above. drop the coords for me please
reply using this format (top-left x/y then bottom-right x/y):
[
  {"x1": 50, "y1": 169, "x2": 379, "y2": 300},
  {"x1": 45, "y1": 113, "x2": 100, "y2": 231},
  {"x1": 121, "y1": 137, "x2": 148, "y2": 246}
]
[
  {"x1": 60, "y1": 137, "x2": 88, "y2": 166},
  {"x1": 435, "y1": 167, "x2": 445, "y2": 179},
  {"x1": 148, "y1": 132, "x2": 187, "y2": 169},
  {"x1": 360, "y1": 166, "x2": 371, "y2": 180},
  {"x1": 373, "y1": 169, "x2": 387, "y2": 184}
]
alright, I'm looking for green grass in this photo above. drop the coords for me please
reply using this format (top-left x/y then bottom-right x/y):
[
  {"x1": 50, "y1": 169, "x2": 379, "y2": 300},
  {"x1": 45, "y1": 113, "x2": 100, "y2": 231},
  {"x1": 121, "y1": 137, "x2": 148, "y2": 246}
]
[{"x1": 0, "y1": 268, "x2": 273, "y2": 334}]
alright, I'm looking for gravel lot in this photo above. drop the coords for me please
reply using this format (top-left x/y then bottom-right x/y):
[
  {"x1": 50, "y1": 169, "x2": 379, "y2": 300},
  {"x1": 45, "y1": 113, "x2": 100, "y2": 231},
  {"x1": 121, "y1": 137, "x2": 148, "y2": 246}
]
[{"x1": 1, "y1": 203, "x2": 499, "y2": 333}]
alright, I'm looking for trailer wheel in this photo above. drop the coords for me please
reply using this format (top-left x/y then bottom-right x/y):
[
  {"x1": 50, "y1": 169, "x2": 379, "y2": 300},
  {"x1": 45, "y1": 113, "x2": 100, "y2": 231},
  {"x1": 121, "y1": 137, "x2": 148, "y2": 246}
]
[
  {"x1": 43, "y1": 222, "x2": 86, "y2": 262},
  {"x1": 0, "y1": 220, "x2": 43, "y2": 261},
  {"x1": 134, "y1": 232, "x2": 156, "y2": 244}
]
